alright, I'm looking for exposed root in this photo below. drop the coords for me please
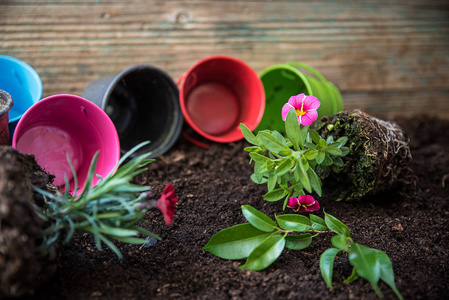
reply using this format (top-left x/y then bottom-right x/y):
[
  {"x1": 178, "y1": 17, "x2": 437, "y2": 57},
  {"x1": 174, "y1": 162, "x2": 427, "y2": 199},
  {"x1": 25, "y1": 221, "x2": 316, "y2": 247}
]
[{"x1": 314, "y1": 110, "x2": 417, "y2": 201}]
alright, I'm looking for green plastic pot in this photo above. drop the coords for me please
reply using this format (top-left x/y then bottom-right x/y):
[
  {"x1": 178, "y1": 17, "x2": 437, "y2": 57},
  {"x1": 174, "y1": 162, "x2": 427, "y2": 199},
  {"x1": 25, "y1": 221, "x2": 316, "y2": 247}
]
[{"x1": 256, "y1": 62, "x2": 343, "y2": 133}]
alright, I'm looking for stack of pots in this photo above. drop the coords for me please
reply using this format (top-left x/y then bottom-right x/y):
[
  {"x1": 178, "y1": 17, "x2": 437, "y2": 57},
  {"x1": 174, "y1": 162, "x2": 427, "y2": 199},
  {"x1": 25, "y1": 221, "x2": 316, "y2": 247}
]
[{"x1": 0, "y1": 54, "x2": 343, "y2": 192}]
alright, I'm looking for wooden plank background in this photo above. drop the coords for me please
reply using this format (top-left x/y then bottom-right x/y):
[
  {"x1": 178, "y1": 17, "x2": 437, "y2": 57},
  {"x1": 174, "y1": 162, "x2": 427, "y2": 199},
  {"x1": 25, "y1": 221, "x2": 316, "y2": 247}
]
[{"x1": 1, "y1": 0, "x2": 448, "y2": 120}]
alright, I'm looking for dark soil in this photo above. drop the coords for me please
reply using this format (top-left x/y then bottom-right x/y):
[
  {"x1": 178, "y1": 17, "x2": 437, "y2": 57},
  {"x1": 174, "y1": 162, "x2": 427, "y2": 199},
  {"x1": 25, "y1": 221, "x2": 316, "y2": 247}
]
[{"x1": 20, "y1": 116, "x2": 449, "y2": 299}]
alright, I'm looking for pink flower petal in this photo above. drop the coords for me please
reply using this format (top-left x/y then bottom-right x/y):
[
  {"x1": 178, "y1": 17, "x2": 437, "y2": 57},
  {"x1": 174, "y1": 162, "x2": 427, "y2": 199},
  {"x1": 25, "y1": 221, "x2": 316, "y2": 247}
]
[
  {"x1": 307, "y1": 200, "x2": 320, "y2": 212},
  {"x1": 282, "y1": 103, "x2": 294, "y2": 121},
  {"x1": 304, "y1": 195, "x2": 316, "y2": 206},
  {"x1": 297, "y1": 206, "x2": 308, "y2": 213},
  {"x1": 296, "y1": 195, "x2": 308, "y2": 205},
  {"x1": 303, "y1": 95, "x2": 320, "y2": 111},
  {"x1": 286, "y1": 197, "x2": 300, "y2": 210},
  {"x1": 288, "y1": 94, "x2": 306, "y2": 110},
  {"x1": 300, "y1": 109, "x2": 318, "y2": 126}
]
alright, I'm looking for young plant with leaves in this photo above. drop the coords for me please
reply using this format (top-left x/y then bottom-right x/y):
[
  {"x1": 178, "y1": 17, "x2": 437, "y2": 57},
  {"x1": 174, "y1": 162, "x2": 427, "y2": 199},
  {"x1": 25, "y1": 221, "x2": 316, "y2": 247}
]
[
  {"x1": 0, "y1": 143, "x2": 178, "y2": 298},
  {"x1": 203, "y1": 205, "x2": 402, "y2": 299},
  {"x1": 240, "y1": 94, "x2": 349, "y2": 210},
  {"x1": 34, "y1": 142, "x2": 177, "y2": 260},
  {"x1": 204, "y1": 94, "x2": 403, "y2": 299}
]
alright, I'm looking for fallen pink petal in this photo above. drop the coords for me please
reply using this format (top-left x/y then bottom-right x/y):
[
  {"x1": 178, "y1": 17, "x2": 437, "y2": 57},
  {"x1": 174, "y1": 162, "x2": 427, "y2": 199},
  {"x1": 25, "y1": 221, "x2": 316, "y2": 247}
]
[
  {"x1": 287, "y1": 195, "x2": 320, "y2": 213},
  {"x1": 157, "y1": 184, "x2": 178, "y2": 226},
  {"x1": 281, "y1": 93, "x2": 320, "y2": 126}
]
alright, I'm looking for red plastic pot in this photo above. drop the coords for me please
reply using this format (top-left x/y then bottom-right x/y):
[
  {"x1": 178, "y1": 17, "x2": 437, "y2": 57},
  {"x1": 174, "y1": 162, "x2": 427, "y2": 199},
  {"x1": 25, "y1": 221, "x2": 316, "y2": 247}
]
[{"x1": 178, "y1": 55, "x2": 265, "y2": 143}]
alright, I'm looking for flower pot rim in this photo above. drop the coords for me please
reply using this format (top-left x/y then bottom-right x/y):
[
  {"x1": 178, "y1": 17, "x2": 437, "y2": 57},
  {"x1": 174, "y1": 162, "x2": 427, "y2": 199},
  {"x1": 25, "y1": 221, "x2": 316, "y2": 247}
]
[
  {"x1": 0, "y1": 89, "x2": 14, "y2": 116},
  {"x1": 0, "y1": 55, "x2": 43, "y2": 122}
]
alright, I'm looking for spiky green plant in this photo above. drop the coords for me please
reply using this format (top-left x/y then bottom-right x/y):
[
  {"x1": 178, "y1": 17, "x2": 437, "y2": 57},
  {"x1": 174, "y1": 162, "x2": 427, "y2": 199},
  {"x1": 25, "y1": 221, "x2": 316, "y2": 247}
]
[{"x1": 33, "y1": 142, "x2": 160, "y2": 259}]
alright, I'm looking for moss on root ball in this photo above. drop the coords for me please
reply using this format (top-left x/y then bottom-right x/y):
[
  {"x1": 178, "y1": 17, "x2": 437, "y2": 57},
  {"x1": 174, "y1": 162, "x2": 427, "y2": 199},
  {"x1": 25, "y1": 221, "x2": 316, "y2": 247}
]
[{"x1": 314, "y1": 110, "x2": 417, "y2": 201}]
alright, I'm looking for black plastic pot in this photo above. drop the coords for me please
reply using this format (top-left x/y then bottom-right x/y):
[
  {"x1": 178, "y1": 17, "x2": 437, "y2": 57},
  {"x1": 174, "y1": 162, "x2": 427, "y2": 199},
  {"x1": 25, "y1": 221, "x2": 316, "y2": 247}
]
[{"x1": 82, "y1": 65, "x2": 183, "y2": 158}]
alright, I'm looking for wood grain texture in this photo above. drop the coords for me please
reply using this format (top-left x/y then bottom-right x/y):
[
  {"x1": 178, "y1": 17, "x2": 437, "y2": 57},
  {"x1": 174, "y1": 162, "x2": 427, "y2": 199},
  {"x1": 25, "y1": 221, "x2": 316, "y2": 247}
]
[{"x1": 1, "y1": 0, "x2": 448, "y2": 119}]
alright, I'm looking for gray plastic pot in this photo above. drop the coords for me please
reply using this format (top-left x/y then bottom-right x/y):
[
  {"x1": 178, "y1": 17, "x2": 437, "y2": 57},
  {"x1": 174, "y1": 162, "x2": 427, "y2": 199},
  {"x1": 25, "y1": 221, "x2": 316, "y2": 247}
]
[{"x1": 82, "y1": 65, "x2": 183, "y2": 158}]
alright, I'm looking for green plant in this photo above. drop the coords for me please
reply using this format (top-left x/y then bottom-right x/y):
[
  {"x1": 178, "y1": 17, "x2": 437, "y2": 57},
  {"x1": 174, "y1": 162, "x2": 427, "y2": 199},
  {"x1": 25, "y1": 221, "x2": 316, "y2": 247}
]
[
  {"x1": 33, "y1": 142, "x2": 167, "y2": 259},
  {"x1": 204, "y1": 94, "x2": 403, "y2": 299},
  {"x1": 203, "y1": 205, "x2": 402, "y2": 299},
  {"x1": 241, "y1": 108, "x2": 348, "y2": 210}
]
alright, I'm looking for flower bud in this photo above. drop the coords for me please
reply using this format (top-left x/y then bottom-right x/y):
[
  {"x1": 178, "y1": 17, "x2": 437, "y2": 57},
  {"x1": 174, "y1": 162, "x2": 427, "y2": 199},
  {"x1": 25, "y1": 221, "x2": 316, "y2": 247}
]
[{"x1": 157, "y1": 184, "x2": 178, "y2": 225}]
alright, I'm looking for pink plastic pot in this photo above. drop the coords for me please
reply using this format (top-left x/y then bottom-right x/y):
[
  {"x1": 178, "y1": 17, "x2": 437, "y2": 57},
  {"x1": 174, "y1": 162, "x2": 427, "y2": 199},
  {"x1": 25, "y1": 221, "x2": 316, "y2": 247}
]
[
  {"x1": 12, "y1": 94, "x2": 120, "y2": 192},
  {"x1": 178, "y1": 55, "x2": 265, "y2": 143}
]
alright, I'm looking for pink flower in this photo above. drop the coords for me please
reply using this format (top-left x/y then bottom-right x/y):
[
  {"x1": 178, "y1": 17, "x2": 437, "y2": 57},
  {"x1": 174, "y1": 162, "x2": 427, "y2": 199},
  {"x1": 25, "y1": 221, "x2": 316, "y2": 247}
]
[
  {"x1": 281, "y1": 94, "x2": 320, "y2": 126},
  {"x1": 287, "y1": 195, "x2": 320, "y2": 213},
  {"x1": 157, "y1": 184, "x2": 178, "y2": 226}
]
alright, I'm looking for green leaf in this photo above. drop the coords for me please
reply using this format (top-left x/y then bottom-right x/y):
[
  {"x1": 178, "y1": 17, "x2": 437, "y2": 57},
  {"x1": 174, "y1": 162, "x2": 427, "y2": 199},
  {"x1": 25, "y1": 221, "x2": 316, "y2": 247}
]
[
  {"x1": 285, "y1": 109, "x2": 301, "y2": 150},
  {"x1": 348, "y1": 243, "x2": 383, "y2": 298},
  {"x1": 331, "y1": 234, "x2": 348, "y2": 250},
  {"x1": 307, "y1": 168, "x2": 322, "y2": 196},
  {"x1": 79, "y1": 151, "x2": 100, "y2": 196},
  {"x1": 296, "y1": 161, "x2": 311, "y2": 193},
  {"x1": 299, "y1": 155, "x2": 309, "y2": 171},
  {"x1": 292, "y1": 182, "x2": 304, "y2": 194},
  {"x1": 240, "y1": 123, "x2": 257, "y2": 145},
  {"x1": 239, "y1": 233, "x2": 286, "y2": 271},
  {"x1": 282, "y1": 190, "x2": 293, "y2": 211},
  {"x1": 264, "y1": 189, "x2": 286, "y2": 202},
  {"x1": 321, "y1": 155, "x2": 333, "y2": 167},
  {"x1": 304, "y1": 150, "x2": 318, "y2": 160},
  {"x1": 97, "y1": 225, "x2": 139, "y2": 237},
  {"x1": 203, "y1": 223, "x2": 273, "y2": 260},
  {"x1": 343, "y1": 267, "x2": 360, "y2": 284},
  {"x1": 278, "y1": 175, "x2": 289, "y2": 189},
  {"x1": 249, "y1": 152, "x2": 271, "y2": 164},
  {"x1": 325, "y1": 147, "x2": 343, "y2": 156},
  {"x1": 275, "y1": 158, "x2": 295, "y2": 176},
  {"x1": 242, "y1": 205, "x2": 278, "y2": 233},
  {"x1": 376, "y1": 250, "x2": 403, "y2": 300},
  {"x1": 309, "y1": 129, "x2": 321, "y2": 144},
  {"x1": 336, "y1": 136, "x2": 348, "y2": 147},
  {"x1": 112, "y1": 236, "x2": 148, "y2": 244},
  {"x1": 259, "y1": 131, "x2": 290, "y2": 154},
  {"x1": 98, "y1": 235, "x2": 123, "y2": 259},
  {"x1": 340, "y1": 146, "x2": 350, "y2": 156},
  {"x1": 115, "y1": 141, "x2": 151, "y2": 171},
  {"x1": 320, "y1": 248, "x2": 342, "y2": 290},
  {"x1": 316, "y1": 151, "x2": 325, "y2": 164},
  {"x1": 319, "y1": 139, "x2": 327, "y2": 148},
  {"x1": 276, "y1": 214, "x2": 312, "y2": 231},
  {"x1": 304, "y1": 142, "x2": 316, "y2": 149},
  {"x1": 324, "y1": 212, "x2": 351, "y2": 237},
  {"x1": 136, "y1": 227, "x2": 162, "y2": 241},
  {"x1": 285, "y1": 234, "x2": 312, "y2": 250},
  {"x1": 332, "y1": 156, "x2": 344, "y2": 167},
  {"x1": 310, "y1": 214, "x2": 327, "y2": 231},
  {"x1": 244, "y1": 146, "x2": 261, "y2": 152},
  {"x1": 272, "y1": 130, "x2": 288, "y2": 146},
  {"x1": 251, "y1": 173, "x2": 267, "y2": 184},
  {"x1": 329, "y1": 141, "x2": 341, "y2": 148},
  {"x1": 258, "y1": 160, "x2": 274, "y2": 173},
  {"x1": 267, "y1": 175, "x2": 277, "y2": 192},
  {"x1": 293, "y1": 163, "x2": 300, "y2": 182}
]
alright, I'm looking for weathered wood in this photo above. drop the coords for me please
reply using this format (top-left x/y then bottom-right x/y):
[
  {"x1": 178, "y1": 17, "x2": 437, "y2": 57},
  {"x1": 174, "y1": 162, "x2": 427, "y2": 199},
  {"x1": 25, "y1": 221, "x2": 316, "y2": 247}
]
[{"x1": 1, "y1": 0, "x2": 448, "y2": 119}]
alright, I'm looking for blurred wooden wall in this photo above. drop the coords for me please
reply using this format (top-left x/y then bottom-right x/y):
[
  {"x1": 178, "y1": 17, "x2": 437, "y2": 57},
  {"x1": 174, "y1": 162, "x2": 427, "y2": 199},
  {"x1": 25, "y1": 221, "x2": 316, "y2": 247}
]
[{"x1": 1, "y1": 0, "x2": 448, "y2": 119}]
